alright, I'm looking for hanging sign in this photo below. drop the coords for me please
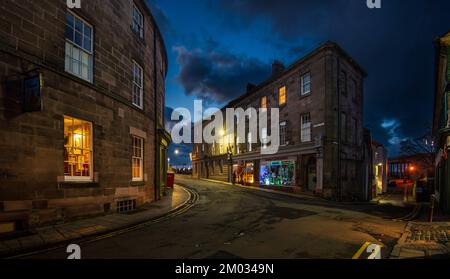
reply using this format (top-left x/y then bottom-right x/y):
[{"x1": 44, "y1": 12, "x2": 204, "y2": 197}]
[{"x1": 23, "y1": 74, "x2": 43, "y2": 112}]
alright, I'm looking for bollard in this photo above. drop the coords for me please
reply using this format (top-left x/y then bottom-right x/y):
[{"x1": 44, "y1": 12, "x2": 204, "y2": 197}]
[{"x1": 429, "y1": 194, "x2": 436, "y2": 223}]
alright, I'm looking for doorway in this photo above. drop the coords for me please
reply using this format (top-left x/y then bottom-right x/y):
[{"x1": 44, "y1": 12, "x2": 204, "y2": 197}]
[{"x1": 306, "y1": 157, "x2": 317, "y2": 191}]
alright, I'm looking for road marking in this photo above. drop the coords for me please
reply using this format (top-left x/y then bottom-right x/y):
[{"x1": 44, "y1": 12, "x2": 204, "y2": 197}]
[
  {"x1": 352, "y1": 242, "x2": 371, "y2": 259},
  {"x1": 5, "y1": 186, "x2": 199, "y2": 259}
]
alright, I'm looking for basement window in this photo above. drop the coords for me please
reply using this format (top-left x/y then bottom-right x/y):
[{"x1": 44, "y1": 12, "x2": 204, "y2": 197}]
[{"x1": 117, "y1": 200, "x2": 136, "y2": 213}]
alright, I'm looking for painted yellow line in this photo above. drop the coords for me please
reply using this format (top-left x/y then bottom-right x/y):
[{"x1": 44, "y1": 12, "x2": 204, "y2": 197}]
[
  {"x1": 352, "y1": 242, "x2": 371, "y2": 260},
  {"x1": 5, "y1": 186, "x2": 199, "y2": 259}
]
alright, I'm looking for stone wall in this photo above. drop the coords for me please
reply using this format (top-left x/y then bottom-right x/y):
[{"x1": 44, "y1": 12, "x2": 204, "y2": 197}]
[
  {"x1": 0, "y1": 0, "x2": 167, "y2": 228},
  {"x1": 192, "y1": 42, "x2": 367, "y2": 201}
]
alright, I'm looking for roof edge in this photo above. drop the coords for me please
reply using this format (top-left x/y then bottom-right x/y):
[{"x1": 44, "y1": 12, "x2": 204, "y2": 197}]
[{"x1": 224, "y1": 41, "x2": 368, "y2": 109}]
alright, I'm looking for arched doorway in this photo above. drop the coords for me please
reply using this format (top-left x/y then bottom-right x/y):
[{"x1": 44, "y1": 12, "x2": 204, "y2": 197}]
[{"x1": 306, "y1": 157, "x2": 317, "y2": 192}]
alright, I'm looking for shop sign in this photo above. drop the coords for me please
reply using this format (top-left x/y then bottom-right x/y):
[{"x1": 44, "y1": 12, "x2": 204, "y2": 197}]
[{"x1": 23, "y1": 74, "x2": 43, "y2": 112}]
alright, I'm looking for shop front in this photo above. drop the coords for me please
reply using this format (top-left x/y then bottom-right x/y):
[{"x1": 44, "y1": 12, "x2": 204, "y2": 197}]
[
  {"x1": 260, "y1": 160, "x2": 296, "y2": 187},
  {"x1": 233, "y1": 161, "x2": 255, "y2": 185}
]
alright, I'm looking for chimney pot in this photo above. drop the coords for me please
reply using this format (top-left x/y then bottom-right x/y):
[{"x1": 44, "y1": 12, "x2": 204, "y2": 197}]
[{"x1": 272, "y1": 60, "x2": 285, "y2": 76}]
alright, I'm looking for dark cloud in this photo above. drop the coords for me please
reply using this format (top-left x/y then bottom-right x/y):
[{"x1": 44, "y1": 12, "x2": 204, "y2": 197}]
[
  {"x1": 174, "y1": 43, "x2": 271, "y2": 104},
  {"x1": 217, "y1": 0, "x2": 344, "y2": 39},
  {"x1": 215, "y1": 0, "x2": 450, "y2": 155}
]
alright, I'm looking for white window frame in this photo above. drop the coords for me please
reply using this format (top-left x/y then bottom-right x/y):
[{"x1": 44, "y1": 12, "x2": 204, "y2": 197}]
[
  {"x1": 132, "y1": 136, "x2": 144, "y2": 182},
  {"x1": 65, "y1": 11, "x2": 94, "y2": 83},
  {"x1": 301, "y1": 73, "x2": 311, "y2": 95},
  {"x1": 261, "y1": 128, "x2": 268, "y2": 149},
  {"x1": 132, "y1": 61, "x2": 144, "y2": 109},
  {"x1": 280, "y1": 121, "x2": 287, "y2": 146},
  {"x1": 64, "y1": 116, "x2": 94, "y2": 182},
  {"x1": 132, "y1": 5, "x2": 144, "y2": 39},
  {"x1": 301, "y1": 114, "x2": 312, "y2": 143}
]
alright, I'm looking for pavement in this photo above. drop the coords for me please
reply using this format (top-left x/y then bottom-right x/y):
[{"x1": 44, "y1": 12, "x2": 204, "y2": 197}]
[
  {"x1": 4, "y1": 176, "x2": 448, "y2": 259},
  {"x1": 0, "y1": 185, "x2": 192, "y2": 258},
  {"x1": 16, "y1": 175, "x2": 412, "y2": 259},
  {"x1": 390, "y1": 222, "x2": 450, "y2": 259},
  {"x1": 373, "y1": 184, "x2": 450, "y2": 259}
]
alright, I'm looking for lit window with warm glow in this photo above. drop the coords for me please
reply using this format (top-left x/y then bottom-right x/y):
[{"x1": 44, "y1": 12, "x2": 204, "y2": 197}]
[
  {"x1": 261, "y1": 96, "x2": 267, "y2": 109},
  {"x1": 279, "y1": 86, "x2": 286, "y2": 105},
  {"x1": 64, "y1": 116, "x2": 93, "y2": 181},
  {"x1": 132, "y1": 136, "x2": 144, "y2": 181}
]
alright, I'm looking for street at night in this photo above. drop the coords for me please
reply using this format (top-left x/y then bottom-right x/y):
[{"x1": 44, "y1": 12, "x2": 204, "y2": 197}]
[
  {"x1": 19, "y1": 176, "x2": 410, "y2": 259},
  {"x1": 1, "y1": 0, "x2": 450, "y2": 277}
]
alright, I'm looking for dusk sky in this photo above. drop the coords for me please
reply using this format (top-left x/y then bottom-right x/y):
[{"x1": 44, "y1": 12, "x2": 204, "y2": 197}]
[{"x1": 147, "y1": 0, "x2": 450, "y2": 163}]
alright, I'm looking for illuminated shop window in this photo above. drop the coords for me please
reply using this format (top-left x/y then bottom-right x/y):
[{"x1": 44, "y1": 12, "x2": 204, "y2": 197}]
[
  {"x1": 64, "y1": 116, "x2": 93, "y2": 181},
  {"x1": 279, "y1": 86, "x2": 286, "y2": 105},
  {"x1": 260, "y1": 161, "x2": 295, "y2": 186},
  {"x1": 65, "y1": 11, "x2": 93, "y2": 82},
  {"x1": 132, "y1": 136, "x2": 144, "y2": 181}
]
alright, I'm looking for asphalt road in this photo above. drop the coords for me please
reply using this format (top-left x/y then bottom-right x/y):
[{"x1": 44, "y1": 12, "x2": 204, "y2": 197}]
[{"x1": 25, "y1": 176, "x2": 410, "y2": 259}]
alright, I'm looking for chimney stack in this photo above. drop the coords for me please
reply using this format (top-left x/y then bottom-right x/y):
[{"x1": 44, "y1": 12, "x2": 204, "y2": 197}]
[
  {"x1": 246, "y1": 83, "x2": 256, "y2": 93},
  {"x1": 272, "y1": 60, "x2": 285, "y2": 77}
]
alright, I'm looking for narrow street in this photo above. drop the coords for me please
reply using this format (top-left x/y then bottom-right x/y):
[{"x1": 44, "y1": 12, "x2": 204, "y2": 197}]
[{"x1": 24, "y1": 176, "x2": 410, "y2": 259}]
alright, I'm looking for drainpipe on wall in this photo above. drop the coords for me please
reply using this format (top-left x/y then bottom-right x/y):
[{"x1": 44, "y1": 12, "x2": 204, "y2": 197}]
[
  {"x1": 153, "y1": 28, "x2": 160, "y2": 201},
  {"x1": 337, "y1": 56, "x2": 342, "y2": 202}
]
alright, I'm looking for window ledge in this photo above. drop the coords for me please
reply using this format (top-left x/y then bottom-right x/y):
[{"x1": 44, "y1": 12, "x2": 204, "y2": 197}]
[
  {"x1": 59, "y1": 182, "x2": 99, "y2": 189},
  {"x1": 130, "y1": 181, "x2": 145, "y2": 187},
  {"x1": 300, "y1": 92, "x2": 311, "y2": 99}
]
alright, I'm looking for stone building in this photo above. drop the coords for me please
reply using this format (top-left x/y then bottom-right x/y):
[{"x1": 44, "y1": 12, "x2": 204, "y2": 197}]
[
  {"x1": 192, "y1": 42, "x2": 368, "y2": 201},
  {"x1": 433, "y1": 30, "x2": 450, "y2": 214},
  {"x1": 0, "y1": 0, "x2": 169, "y2": 234}
]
